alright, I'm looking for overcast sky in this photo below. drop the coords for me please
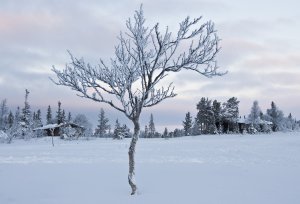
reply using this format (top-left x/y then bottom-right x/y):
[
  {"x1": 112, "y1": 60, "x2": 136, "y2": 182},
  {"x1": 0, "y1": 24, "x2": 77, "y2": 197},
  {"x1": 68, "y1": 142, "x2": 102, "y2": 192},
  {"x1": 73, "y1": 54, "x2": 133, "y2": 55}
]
[{"x1": 1, "y1": 0, "x2": 300, "y2": 131}]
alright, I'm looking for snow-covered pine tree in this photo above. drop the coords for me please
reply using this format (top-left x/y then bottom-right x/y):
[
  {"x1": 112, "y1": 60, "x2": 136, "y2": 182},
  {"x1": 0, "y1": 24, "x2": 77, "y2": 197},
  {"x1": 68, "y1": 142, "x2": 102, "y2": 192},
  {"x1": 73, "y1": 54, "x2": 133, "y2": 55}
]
[
  {"x1": 67, "y1": 112, "x2": 72, "y2": 122},
  {"x1": 73, "y1": 114, "x2": 93, "y2": 138},
  {"x1": 183, "y1": 112, "x2": 193, "y2": 136},
  {"x1": 21, "y1": 89, "x2": 33, "y2": 139},
  {"x1": 212, "y1": 100, "x2": 222, "y2": 132},
  {"x1": 0, "y1": 99, "x2": 9, "y2": 131},
  {"x1": 266, "y1": 101, "x2": 284, "y2": 131},
  {"x1": 46, "y1": 105, "x2": 52, "y2": 125},
  {"x1": 61, "y1": 110, "x2": 66, "y2": 124},
  {"x1": 56, "y1": 101, "x2": 63, "y2": 124},
  {"x1": 143, "y1": 125, "x2": 149, "y2": 138},
  {"x1": 222, "y1": 97, "x2": 239, "y2": 133},
  {"x1": 148, "y1": 114, "x2": 156, "y2": 138},
  {"x1": 113, "y1": 119, "x2": 123, "y2": 139},
  {"x1": 95, "y1": 108, "x2": 110, "y2": 137},
  {"x1": 163, "y1": 127, "x2": 168, "y2": 138},
  {"x1": 7, "y1": 111, "x2": 14, "y2": 129},
  {"x1": 196, "y1": 97, "x2": 216, "y2": 134},
  {"x1": 33, "y1": 109, "x2": 43, "y2": 137},
  {"x1": 192, "y1": 117, "x2": 201, "y2": 136},
  {"x1": 248, "y1": 100, "x2": 262, "y2": 131}
]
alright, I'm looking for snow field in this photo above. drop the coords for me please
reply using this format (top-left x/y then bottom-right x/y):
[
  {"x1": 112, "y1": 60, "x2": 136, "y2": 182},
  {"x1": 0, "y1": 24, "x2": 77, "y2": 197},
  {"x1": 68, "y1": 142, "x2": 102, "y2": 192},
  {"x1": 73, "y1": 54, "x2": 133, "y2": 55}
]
[{"x1": 0, "y1": 132, "x2": 300, "y2": 204}]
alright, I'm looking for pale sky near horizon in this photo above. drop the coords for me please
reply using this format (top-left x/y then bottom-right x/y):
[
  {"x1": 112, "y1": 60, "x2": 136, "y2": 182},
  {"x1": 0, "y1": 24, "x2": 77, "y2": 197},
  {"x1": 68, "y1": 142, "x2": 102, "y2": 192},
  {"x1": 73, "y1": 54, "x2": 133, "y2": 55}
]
[{"x1": 1, "y1": 0, "x2": 300, "y2": 131}]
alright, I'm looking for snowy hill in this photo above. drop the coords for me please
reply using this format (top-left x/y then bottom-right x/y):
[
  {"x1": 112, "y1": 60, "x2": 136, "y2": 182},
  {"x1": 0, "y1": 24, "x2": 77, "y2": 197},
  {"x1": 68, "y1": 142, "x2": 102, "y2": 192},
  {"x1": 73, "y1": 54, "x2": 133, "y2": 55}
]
[{"x1": 1, "y1": 132, "x2": 300, "y2": 204}]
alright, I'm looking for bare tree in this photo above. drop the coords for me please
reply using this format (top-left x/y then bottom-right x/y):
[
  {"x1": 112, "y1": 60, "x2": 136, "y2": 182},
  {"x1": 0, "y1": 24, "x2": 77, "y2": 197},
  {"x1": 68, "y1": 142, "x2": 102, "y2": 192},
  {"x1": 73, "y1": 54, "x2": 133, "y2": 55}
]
[{"x1": 51, "y1": 5, "x2": 224, "y2": 195}]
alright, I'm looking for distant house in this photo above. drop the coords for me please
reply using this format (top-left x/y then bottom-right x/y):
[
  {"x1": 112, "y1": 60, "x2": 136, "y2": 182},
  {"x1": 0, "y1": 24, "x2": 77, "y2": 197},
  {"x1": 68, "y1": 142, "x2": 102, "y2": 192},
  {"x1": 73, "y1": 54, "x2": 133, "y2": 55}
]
[
  {"x1": 237, "y1": 116, "x2": 273, "y2": 133},
  {"x1": 33, "y1": 122, "x2": 84, "y2": 137}
]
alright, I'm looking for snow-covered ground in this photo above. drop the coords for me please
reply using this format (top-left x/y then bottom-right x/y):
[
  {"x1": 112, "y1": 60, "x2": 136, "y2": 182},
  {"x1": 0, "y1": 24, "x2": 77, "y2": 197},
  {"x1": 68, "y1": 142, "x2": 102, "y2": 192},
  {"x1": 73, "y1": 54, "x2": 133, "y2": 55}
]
[{"x1": 1, "y1": 132, "x2": 300, "y2": 204}]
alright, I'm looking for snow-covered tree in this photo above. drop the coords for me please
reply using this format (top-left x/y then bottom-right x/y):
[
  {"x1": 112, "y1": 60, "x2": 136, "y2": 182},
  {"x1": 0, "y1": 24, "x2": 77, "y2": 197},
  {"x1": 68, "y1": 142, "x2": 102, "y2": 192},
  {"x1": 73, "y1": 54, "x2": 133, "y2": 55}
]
[
  {"x1": 183, "y1": 112, "x2": 193, "y2": 136},
  {"x1": 248, "y1": 100, "x2": 262, "y2": 130},
  {"x1": 20, "y1": 89, "x2": 33, "y2": 138},
  {"x1": 7, "y1": 111, "x2": 14, "y2": 129},
  {"x1": 73, "y1": 114, "x2": 93, "y2": 137},
  {"x1": 196, "y1": 97, "x2": 216, "y2": 134},
  {"x1": 113, "y1": 119, "x2": 123, "y2": 139},
  {"x1": 62, "y1": 110, "x2": 66, "y2": 123},
  {"x1": 51, "y1": 5, "x2": 223, "y2": 194},
  {"x1": 212, "y1": 100, "x2": 222, "y2": 132},
  {"x1": 46, "y1": 105, "x2": 53, "y2": 125},
  {"x1": 162, "y1": 127, "x2": 168, "y2": 138},
  {"x1": 148, "y1": 114, "x2": 156, "y2": 138},
  {"x1": 95, "y1": 108, "x2": 110, "y2": 137},
  {"x1": 67, "y1": 112, "x2": 72, "y2": 122},
  {"x1": 33, "y1": 109, "x2": 43, "y2": 128},
  {"x1": 191, "y1": 117, "x2": 201, "y2": 136},
  {"x1": 56, "y1": 101, "x2": 63, "y2": 124},
  {"x1": 222, "y1": 97, "x2": 239, "y2": 133},
  {"x1": 0, "y1": 99, "x2": 9, "y2": 131},
  {"x1": 266, "y1": 101, "x2": 284, "y2": 131}
]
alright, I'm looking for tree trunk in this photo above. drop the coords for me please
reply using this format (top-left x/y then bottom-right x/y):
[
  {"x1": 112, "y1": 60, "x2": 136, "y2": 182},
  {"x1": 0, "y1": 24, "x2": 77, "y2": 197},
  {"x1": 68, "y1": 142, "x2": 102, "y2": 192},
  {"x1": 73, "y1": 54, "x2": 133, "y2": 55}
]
[{"x1": 128, "y1": 119, "x2": 139, "y2": 195}]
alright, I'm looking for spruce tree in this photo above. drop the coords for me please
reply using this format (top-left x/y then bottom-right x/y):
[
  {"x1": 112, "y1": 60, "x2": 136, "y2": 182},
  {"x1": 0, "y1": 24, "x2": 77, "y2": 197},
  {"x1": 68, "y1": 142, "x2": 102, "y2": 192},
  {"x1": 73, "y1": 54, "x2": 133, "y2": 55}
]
[
  {"x1": 0, "y1": 99, "x2": 9, "y2": 131},
  {"x1": 21, "y1": 89, "x2": 33, "y2": 138},
  {"x1": 62, "y1": 110, "x2": 66, "y2": 123},
  {"x1": 21, "y1": 90, "x2": 31, "y2": 125},
  {"x1": 266, "y1": 101, "x2": 284, "y2": 131},
  {"x1": 113, "y1": 119, "x2": 122, "y2": 139},
  {"x1": 163, "y1": 127, "x2": 168, "y2": 138},
  {"x1": 248, "y1": 100, "x2": 262, "y2": 130},
  {"x1": 222, "y1": 97, "x2": 239, "y2": 133},
  {"x1": 46, "y1": 105, "x2": 52, "y2": 124},
  {"x1": 56, "y1": 101, "x2": 62, "y2": 124},
  {"x1": 196, "y1": 97, "x2": 216, "y2": 134},
  {"x1": 212, "y1": 100, "x2": 222, "y2": 131},
  {"x1": 67, "y1": 112, "x2": 72, "y2": 122},
  {"x1": 183, "y1": 112, "x2": 193, "y2": 136},
  {"x1": 148, "y1": 114, "x2": 155, "y2": 138},
  {"x1": 7, "y1": 111, "x2": 14, "y2": 129},
  {"x1": 95, "y1": 108, "x2": 110, "y2": 137}
]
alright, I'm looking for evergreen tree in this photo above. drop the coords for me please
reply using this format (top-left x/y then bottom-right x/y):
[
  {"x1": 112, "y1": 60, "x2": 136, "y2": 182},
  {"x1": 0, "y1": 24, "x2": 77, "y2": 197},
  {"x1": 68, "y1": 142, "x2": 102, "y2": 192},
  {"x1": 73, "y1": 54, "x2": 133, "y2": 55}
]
[
  {"x1": 148, "y1": 114, "x2": 155, "y2": 138},
  {"x1": 266, "y1": 101, "x2": 284, "y2": 131},
  {"x1": 7, "y1": 111, "x2": 14, "y2": 129},
  {"x1": 95, "y1": 108, "x2": 110, "y2": 137},
  {"x1": 33, "y1": 109, "x2": 43, "y2": 137},
  {"x1": 212, "y1": 100, "x2": 222, "y2": 131},
  {"x1": 222, "y1": 97, "x2": 239, "y2": 133},
  {"x1": 196, "y1": 97, "x2": 216, "y2": 134},
  {"x1": 73, "y1": 114, "x2": 93, "y2": 137},
  {"x1": 14, "y1": 107, "x2": 21, "y2": 124},
  {"x1": 21, "y1": 89, "x2": 33, "y2": 138},
  {"x1": 143, "y1": 125, "x2": 149, "y2": 138},
  {"x1": 192, "y1": 117, "x2": 201, "y2": 135},
  {"x1": 46, "y1": 105, "x2": 52, "y2": 124},
  {"x1": 67, "y1": 112, "x2": 72, "y2": 122},
  {"x1": 248, "y1": 100, "x2": 262, "y2": 130},
  {"x1": 183, "y1": 112, "x2": 192, "y2": 136},
  {"x1": 113, "y1": 119, "x2": 123, "y2": 139},
  {"x1": 61, "y1": 110, "x2": 66, "y2": 123},
  {"x1": 0, "y1": 99, "x2": 9, "y2": 131},
  {"x1": 121, "y1": 124, "x2": 131, "y2": 138},
  {"x1": 163, "y1": 127, "x2": 168, "y2": 138},
  {"x1": 21, "y1": 89, "x2": 31, "y2": 125},
  {"x1": 56, "y1": 101, "x2": 63, "y2": 124},
  {"x1": 33, "y1": 109, "x2": 43, "y2": 128}
]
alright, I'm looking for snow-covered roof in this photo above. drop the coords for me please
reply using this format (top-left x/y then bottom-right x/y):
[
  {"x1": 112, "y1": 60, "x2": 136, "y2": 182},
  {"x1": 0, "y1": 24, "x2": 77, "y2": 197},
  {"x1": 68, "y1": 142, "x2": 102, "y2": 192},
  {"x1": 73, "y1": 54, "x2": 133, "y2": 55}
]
[
  {"x1": 33, "y1": 122, "x2": 84, "y2": 131},
  {"x1": 237, "y1": 117, "x2": 272, "y2": 125}
]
